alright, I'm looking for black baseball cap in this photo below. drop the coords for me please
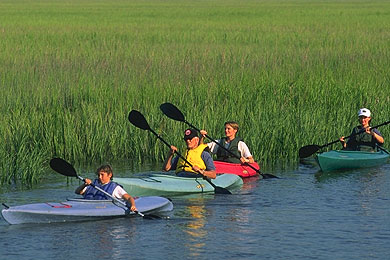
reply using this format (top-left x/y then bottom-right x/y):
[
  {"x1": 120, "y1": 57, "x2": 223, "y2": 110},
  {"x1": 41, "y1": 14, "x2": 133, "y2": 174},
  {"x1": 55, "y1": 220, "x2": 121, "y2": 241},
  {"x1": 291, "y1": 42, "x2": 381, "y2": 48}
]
[{"x1": 183, "y1": 128, "x2": 198, "y2": 140}]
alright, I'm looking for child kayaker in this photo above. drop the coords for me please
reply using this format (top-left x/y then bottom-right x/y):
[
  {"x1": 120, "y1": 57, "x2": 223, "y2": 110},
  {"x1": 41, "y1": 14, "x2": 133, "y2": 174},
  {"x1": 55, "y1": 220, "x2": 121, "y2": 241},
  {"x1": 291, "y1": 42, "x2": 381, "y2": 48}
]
[
  {"x1": 75, "y1": 164, "x2": 137, "y2": 211},
  {"x1": 339, "y1": 108, "x2": 384, "y2": 151}
]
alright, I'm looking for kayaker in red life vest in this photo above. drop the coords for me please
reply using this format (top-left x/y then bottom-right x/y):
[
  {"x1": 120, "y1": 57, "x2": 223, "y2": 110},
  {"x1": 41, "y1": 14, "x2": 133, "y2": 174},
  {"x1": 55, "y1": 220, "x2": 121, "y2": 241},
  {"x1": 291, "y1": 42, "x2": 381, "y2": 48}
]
[
  {"x1": 162, "y1": 128, "x2": 217, "y2": 179},
  {"x1": 75, "y1": 165, "x2": 137, "y2": 211},
  {"x1": 339, "y1": 108, "x2": 384, "y2": 151},
  {"x1": 199, "y1": 121, "x2": 255, "y2": 164}
]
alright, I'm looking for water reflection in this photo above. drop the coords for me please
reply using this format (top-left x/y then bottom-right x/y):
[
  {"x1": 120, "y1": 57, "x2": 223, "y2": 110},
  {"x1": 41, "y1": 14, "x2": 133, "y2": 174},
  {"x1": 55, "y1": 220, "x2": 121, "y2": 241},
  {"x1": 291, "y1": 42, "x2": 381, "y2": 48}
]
[
  {"x1": 0, "y1": 217, "x2": 140, "y2": 260},
  {"x1": 228, "y1": 206, "x2": 252, "y2": 229},
  {"x1": 314, "y1": 167, "x2": 382, "y2": 183},
  {"x1": 183, "y1": 198, "x2": 207, "y2": 257},
  {"x1": 241, "y1": 176, "x2": 260, "y2": 191},
  {"x1": 313, "y1": 165, "x2": 389, "y2": 221}
]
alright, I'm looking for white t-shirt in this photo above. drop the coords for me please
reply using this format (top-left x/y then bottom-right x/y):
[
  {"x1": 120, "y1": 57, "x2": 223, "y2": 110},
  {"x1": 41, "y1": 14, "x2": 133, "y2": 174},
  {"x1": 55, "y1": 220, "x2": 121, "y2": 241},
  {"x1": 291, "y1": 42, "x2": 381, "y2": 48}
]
[
  {"x1": 112, "y1": 186, "x2": 128, "y2": 199},
  {"x1": 207, "y1": 139, "x2": 252, "y2": 158}
]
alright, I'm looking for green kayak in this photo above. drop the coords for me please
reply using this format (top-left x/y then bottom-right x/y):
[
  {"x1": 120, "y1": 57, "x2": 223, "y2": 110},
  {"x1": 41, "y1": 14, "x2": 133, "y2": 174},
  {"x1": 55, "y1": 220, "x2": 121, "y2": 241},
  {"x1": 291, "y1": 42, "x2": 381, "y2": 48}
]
[
  {"x1": 115, "y1": 173, "x2": 243, "y2": 196},
  {"x1": 316, "y1": 149, "x2": 390, "y2": 172}
]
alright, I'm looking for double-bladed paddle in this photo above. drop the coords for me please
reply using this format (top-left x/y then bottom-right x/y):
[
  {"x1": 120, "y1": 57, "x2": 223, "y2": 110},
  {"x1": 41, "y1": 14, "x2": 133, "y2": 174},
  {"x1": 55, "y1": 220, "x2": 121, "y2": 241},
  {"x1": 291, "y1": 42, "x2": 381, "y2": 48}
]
[
  {"x1": 298, "y1": 120, "x2": 390, "y2": 158},
  {"x1": 49, "y1": 158, "x2": 158, "y2": 219},
  {"x1": 128, "y1": 110, "x2": 232, "y2": 194},
  {"x1": 159, "y1": 102, "x2": 279, "y2": 179}
]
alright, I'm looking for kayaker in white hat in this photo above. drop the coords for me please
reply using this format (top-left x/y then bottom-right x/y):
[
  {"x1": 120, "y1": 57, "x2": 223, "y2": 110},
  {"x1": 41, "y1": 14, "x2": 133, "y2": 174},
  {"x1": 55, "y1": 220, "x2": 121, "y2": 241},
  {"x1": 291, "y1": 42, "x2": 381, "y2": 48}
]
[
  {"x1": 75, "y1": 164, "x2": 137, "y2": 211},
  {"x1": 339, "y1": 108, "x2": 384, "y2": 151}
]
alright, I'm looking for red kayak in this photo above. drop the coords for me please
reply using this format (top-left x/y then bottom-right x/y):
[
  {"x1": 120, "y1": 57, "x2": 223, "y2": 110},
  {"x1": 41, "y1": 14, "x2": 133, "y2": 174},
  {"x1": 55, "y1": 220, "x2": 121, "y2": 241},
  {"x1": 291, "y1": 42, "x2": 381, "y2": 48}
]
[{"x1": 214, "y1": 161, "x2": 260, "y2": 178}]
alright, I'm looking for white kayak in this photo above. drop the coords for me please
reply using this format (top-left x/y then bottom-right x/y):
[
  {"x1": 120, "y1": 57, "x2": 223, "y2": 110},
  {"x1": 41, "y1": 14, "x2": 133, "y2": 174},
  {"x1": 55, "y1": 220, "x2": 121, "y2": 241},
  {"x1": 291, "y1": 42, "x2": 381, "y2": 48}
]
[{"x1": 1, "y1": 196, "x2": 173, "y2": 225}]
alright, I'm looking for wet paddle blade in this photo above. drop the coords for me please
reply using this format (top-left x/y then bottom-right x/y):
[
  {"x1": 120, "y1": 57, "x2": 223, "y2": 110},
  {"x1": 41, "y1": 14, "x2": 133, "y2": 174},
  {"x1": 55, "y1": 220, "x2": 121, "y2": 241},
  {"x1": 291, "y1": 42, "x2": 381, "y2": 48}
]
[
  {"x1": 50, "y1": 158, "x2": 77, "y2": 178},
  {"x1": 128, "y1": 110, "x2": 151, "y2": 130},
  {"x1": 202, "y1": 176, "x2": 232, "y2": 194},
  {"x1": 141, "y1": 213, "x2": 163, "y2": 220},
  {"x1": 214, "y1": 186, "x2": 233, "y2": 194},
  {"x1": 160, "y1": 103, "x2": 185, "y2": 122},
  {"x1": 261, "y1": 173, "x2": 279, "y2": 179},
  {"x1": 298, "y1": 145, "x2": 321, "y2": 158}
]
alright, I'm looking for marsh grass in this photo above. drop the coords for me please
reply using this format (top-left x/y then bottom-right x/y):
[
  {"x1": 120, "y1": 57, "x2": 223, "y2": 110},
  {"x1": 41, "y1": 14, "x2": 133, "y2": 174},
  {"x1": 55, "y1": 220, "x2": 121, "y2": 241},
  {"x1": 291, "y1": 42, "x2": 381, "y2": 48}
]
[{"x1": 1, "y1": 0, "x2": 390, "y2": 185}]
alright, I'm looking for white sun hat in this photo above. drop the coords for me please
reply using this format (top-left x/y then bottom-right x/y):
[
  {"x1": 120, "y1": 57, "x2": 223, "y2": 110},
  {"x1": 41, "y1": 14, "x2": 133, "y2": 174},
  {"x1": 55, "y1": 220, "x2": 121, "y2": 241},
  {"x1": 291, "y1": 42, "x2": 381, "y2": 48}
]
[{"x1": 358, "y1": 108, "x2": 371, "y2": 117}]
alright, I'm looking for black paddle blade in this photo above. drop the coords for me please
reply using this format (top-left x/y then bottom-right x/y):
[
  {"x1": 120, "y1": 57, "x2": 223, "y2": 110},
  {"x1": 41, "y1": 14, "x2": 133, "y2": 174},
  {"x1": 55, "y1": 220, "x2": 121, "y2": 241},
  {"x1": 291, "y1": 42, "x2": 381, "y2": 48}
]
[
  {"x1": 128, "y1": 110, "x2": 151, "y2": 131},
  {"x1": 202, "y1": 176, "x2": 232, "y2": 194},
  {"x1": 49, "y1": 158, "x2": 77, "y2": 177},
  {"x1": 261, "y1": 173, "x2": 279, "y2": 179},
  {"x1": 142, "y1": 214, "x2": 163, "y2": 220},
  {"x1": 214, "y1": 186, "x2": 232, "y2": 194},
  {"x1": 298, "y1": 145, "x2": 321, "y2": 158},
  {"x1": 160, "y1": 103, "x2": 185, "y2": 122}
]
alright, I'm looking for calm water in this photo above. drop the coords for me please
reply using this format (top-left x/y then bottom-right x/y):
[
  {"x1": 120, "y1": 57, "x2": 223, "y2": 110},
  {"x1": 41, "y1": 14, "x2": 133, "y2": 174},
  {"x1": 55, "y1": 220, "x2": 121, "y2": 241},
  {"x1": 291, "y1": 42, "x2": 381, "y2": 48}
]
[{"x1": 0, "y1": 160, "x2": 389, "y2": 260}]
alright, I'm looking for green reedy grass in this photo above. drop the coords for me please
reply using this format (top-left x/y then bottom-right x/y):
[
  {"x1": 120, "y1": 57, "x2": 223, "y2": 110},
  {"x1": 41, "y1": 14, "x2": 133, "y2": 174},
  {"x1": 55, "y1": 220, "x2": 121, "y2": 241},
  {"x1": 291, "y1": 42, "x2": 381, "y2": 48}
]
[{"x1": 1, "y1": 0, "x2": 390, "y2": 185}]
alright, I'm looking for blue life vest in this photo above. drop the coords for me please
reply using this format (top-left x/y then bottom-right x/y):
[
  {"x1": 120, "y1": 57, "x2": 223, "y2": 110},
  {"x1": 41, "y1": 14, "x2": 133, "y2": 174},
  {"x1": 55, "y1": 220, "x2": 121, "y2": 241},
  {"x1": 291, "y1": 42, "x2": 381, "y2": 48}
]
[{"x1": 83, "y1": 179, "x2": 120, "y2": 200}]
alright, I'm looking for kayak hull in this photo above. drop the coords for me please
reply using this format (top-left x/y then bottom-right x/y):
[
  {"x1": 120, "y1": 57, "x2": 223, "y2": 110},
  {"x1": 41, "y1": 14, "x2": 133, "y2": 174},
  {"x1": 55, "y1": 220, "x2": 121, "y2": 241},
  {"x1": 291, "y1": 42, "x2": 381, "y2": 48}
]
[
  {"x1": 316, "y1": 150, "x2": 390, "y2": 172},
  {"x1": 214, "y1": 161, "x2": 260, "y2": 178},
  {"x1": 115, "y1": 173, "x2": 243, "y2": 196},
  {"x1": 1, "y1": 196, "x2": 173, "y2": 225}
]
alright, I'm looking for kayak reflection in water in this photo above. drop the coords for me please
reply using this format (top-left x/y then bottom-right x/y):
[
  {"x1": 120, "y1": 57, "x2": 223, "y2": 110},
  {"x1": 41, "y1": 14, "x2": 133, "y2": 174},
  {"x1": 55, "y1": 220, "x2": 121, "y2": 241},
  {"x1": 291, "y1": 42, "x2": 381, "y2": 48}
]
[
  {"x1": 162, "y1": 128, "x2": 216, "y2": 179},
  {"x1": 75, "y1": 165, "x2": 137, "y2": 211},
  {"x1": 339, "y1": 108, "x2": 385, "y2": 152},
  {"x1": 200, "y1": 121, "x2": 254, "y2": 164}
]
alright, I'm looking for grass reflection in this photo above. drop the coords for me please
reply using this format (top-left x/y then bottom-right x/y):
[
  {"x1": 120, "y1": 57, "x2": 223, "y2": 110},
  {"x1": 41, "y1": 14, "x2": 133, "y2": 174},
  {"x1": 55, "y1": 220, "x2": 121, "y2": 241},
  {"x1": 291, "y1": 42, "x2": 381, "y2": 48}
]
[{"x1": 182, "y1": 198, "x2": 208, "y2": 256}]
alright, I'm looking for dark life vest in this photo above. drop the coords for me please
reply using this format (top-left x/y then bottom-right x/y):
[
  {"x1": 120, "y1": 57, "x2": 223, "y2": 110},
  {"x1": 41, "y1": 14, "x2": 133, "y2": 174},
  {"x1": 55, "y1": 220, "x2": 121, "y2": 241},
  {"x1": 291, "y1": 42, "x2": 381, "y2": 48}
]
[
  {"x1": 346, "y1": 126, "x2": 381, "y2": 151},
  {"x1": 216, "y1": 137, "x2": 242, "y2": 163}
]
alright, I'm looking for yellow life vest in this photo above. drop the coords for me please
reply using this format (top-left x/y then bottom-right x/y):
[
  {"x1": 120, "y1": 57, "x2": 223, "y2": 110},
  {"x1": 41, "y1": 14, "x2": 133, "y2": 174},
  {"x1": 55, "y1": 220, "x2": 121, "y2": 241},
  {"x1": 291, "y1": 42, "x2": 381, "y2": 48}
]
[{"x1": 176, "y1": 144, "x2": 208, "y2": 174}]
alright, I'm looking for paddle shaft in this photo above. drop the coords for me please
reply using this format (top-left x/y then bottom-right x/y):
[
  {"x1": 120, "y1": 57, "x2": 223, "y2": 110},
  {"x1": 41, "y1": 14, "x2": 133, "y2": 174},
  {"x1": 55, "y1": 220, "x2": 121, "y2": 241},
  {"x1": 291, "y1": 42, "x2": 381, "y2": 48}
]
[{"x1": 376, "y1": 145, "x2": 390, "y2": 154}]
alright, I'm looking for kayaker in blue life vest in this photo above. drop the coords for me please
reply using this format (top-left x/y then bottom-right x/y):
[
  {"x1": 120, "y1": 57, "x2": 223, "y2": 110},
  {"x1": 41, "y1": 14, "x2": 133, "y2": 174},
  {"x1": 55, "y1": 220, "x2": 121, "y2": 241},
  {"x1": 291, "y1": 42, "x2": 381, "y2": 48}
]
[
  {"x1": 199, "y1": 121, "x2": 254, "y2": 164},
  {"x1": 75, "y1": 165, "x2": 137, "y2": 211},
  {"x1": 162, "y1": 128, "x2": 216, "y2": 179},
  {"x1": 339, "y1": 108, "x2": 384, "y2": 151}
]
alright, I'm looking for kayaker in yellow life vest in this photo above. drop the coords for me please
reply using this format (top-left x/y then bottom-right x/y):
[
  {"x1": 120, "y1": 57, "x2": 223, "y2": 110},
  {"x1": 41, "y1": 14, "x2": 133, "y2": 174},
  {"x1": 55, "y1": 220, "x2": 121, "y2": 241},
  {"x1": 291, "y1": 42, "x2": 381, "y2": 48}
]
[
  {"x1": 162, "y1": 128, "x2": 216, "y2": 179},
  {"x1": 339, "y1": 108, "x2": 384, "y2": 151}
]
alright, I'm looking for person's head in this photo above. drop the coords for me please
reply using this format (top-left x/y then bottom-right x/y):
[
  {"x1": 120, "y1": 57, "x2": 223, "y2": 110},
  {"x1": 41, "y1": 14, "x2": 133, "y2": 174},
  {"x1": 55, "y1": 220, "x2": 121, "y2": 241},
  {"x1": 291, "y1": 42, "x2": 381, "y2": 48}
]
[
  {"x1": 96, "y1": 164, "x2": 113, "y2": 184},
  {"x1": 224, "y1": 121, "x2": 239, "y2": 139},
  {"x1": 358, "y1": 108, "x2": 371, "y2": 127},
  {"x1": 183, "y1": 128, "x2": 199, "y2": 149}
]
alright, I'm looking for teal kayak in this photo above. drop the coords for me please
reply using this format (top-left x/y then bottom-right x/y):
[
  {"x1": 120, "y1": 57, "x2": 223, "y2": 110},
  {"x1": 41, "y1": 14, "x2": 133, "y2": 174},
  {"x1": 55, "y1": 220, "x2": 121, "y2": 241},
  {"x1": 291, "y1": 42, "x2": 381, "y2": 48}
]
[
  {"x1": 316, "y1": 149, "x2": 390, "y2": 172},
  {"x1": 1, "y1": 196, "x2": 173, "y2": 225},
  {"x1": 115, "y1": 173, "x2": 243, "y2": 196}
]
